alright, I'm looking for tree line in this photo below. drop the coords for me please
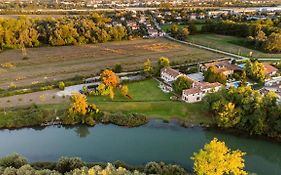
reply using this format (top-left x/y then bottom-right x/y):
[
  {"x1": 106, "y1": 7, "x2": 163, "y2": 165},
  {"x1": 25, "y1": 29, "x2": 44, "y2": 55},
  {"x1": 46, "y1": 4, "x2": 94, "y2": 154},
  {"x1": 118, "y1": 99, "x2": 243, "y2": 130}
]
[
  {"x1": 204, "y1": 86, "x2": 281, "y2": 138},
  {"x1": 202, "y1": 19, "x2": 281, "y2": 53},
  {"x1": 0, "y1": 13, "x2": 129, "y2": 50}
]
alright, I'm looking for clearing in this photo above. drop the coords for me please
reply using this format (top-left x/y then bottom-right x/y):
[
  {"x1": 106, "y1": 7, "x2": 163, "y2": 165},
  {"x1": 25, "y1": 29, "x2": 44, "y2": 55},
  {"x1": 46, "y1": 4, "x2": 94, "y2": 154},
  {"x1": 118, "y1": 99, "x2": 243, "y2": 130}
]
[
  {"x1": 0, "y1": 38, "x2": 223, "y2": 89},
  {"x1": 187, "y1": 34, "x2": 281, "y2": 58}
]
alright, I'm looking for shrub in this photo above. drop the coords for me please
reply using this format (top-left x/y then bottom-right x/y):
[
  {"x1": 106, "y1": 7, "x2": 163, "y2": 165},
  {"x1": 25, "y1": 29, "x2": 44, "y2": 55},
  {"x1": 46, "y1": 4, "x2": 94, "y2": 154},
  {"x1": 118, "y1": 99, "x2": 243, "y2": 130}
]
[
  {"x1": 55, "y1": 157, "x2": 83, "y2": 173},
  {"x1": 144, "y1": 162, "x2": 186, "y2": 175},
  {"x1": 58, "y1": 81, "x2": 65, "y2": 90},
  {"x1": 96, "y1": 112, "x2": 148, "y2": 127},
  {"x1": 0, "y1": 154, "x2": 28, "y2": 168}
]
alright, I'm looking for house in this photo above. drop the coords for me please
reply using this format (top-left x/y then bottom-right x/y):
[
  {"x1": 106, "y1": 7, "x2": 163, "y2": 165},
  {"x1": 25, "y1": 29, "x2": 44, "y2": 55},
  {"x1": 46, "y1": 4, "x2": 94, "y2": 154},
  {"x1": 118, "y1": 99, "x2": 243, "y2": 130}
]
[
  {"x1": 263, "y1": 62, "x2": 278, "y2": 76},
  {"x1": 182, "y1": 82, "x2": 222, "y2": 103},
  {"x1": 201, "y1": 60, "x2": 240, "y2": 76},
  {"x1": 148, "y1": 29, "x2": 159, "y2": 38},
  {"x1": 161, "y1": 67, "x2": 182, "y2": 84},
  {"x1": 160, "y1": 67, "x2": 183, "y2": 92}
]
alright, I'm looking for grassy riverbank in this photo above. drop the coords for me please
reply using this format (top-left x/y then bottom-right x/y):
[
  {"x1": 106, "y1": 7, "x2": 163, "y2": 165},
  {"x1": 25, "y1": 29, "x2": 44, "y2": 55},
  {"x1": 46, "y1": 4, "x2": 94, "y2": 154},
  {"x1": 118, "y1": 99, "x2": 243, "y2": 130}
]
[{"x1": 0, "y1": 79, "x2": 212, "y2": 129}]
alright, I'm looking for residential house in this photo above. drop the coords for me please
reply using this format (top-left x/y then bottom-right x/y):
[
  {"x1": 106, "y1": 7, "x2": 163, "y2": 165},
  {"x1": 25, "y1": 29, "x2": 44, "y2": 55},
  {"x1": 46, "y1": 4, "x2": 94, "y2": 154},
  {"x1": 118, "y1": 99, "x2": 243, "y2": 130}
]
[
  {"x1": 263, "y1": 62, "x2": 278, "y2": 76},
  {"x1": 200, "y1": 60, "x2": 240, "y2": 76},
  {"x1": 160, "y1": 67, "x2": 183, "y2": 92},
  {"x1": 182, "y1": 82, "x2": 222, "y2": 103}
]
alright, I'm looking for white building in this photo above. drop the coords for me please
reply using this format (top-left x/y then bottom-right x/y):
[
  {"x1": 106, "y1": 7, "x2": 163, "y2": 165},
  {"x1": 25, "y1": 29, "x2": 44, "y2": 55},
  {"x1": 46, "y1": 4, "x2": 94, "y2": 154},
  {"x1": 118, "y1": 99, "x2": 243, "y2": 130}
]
[
  {"x1": 160, "y1": 67, "x2": 183, "y2": 93},
  {"x1": 182, "y1": 82, "x2": 222, "y2": 103}
]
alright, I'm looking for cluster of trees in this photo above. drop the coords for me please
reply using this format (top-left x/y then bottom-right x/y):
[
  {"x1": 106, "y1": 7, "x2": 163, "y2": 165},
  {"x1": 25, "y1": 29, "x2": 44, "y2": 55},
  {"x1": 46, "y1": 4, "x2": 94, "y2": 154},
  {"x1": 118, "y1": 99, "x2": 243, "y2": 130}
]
[
  {"x1": 143, "y1": 56, "x2": 170, "y2": 77},
  {"x1": 247, "y1": 30, "x2": 281, "y2": 53},
  {"x1": 0, "y1": 13, "x2": 129, "y2": 50},
  {"x1": 172, "y1": 75, "x2": 193, "y2": 94},
  {"x1": 170, "y1": 24, "x2": 190, "y2": 41},
  {"x1": 244, "y1": 59, "x2": 265, "y2": 83},
  {"x1": 203, "y1": 66, "x2": 227, "y2": 85},
  {"x1": 205, "y1": 86, "x2": 281, "y2": 137},
  {"x1": 67, "y1": 93, "x2": 99, "y2": 126},
  {"x1": 203, "y1": 20, "x2": 281, "y2": 53}
]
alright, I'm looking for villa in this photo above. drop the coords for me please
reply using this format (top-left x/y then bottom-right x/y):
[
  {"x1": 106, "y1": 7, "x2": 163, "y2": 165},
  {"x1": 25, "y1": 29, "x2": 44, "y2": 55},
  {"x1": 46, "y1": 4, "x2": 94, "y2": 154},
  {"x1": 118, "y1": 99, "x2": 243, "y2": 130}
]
[
  {"x1": 182, "y1": 82, "x2": 222, "y2": 103},
  {"x1": 160, "y1": 67, "x2": 183, "y2": 92},
  {"x1": 200, "y1": 60, "x2": 240, "y2": 76}
]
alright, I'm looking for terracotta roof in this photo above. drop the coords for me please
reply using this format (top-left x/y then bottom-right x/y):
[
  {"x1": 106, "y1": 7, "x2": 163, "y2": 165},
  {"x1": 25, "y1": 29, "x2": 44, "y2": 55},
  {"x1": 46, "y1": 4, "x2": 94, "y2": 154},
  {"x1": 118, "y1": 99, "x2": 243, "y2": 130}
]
[
  {"x1": 161, "y1": 67, "x2": 182, "y2": 79},
  {"x1": 183, "y1": 81, "x2": 222, "y2": 95},
  {"x1": 204, "y1": 60, "x2": 240, "y2": 73},
  {"x1": 263, "y1": 62, "x2": 278, "y2": 75}
]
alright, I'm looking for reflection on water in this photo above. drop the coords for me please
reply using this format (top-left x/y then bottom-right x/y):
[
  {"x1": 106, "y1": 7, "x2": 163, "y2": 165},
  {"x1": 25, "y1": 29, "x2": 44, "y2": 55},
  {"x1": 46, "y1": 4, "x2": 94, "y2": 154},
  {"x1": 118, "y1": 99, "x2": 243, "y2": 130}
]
[{"x1": 0, "y1": 120, "x2": 280, "y2": 175}]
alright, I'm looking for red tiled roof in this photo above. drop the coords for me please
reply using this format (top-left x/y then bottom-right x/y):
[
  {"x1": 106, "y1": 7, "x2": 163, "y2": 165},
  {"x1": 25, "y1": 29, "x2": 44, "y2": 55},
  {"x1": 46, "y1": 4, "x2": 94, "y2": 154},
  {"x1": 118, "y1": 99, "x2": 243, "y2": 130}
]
[
  {"x1": 204, "y1": 60, "x2": 240, "y2": 73},
  {"x1": 161, "y1": 67, "x2": 182, "y2": 79},
  {"x1": 263, "y1": 62, "x2": 278, "y2": 75}
]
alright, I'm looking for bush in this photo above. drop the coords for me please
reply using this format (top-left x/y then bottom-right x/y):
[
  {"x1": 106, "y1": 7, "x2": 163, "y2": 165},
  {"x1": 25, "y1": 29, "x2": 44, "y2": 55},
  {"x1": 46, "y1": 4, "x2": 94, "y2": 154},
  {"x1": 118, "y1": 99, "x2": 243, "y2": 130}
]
[
  {"x1": 0, "y1": 154, "x2": 28, "y2": 168},
  {"x1": 55, "y1": 157, "x2": 83, "y2": 173},
  {"x1": 58, "y1": 81, "x2": 65, "y2": 90},
  {"x1": 114, "y1": 64, "x2": 122, "y2": 73},
  {"x1": 96, "y1": 112, "x2": 148, "y2": 127},
  {"x1": 144, "y1": 162, "x2": 187, "y2": 175}
]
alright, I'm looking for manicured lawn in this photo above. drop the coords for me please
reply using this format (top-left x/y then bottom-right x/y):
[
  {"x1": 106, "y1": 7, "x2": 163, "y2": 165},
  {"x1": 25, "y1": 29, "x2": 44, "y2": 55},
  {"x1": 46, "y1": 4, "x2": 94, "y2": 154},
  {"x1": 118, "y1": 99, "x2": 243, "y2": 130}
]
[
  {"x1": 187, "y1": 34, "x2": 281, "y2": 58},
  {"x1": 89, "y1": 79, "x2": 212, "y2": 124}
]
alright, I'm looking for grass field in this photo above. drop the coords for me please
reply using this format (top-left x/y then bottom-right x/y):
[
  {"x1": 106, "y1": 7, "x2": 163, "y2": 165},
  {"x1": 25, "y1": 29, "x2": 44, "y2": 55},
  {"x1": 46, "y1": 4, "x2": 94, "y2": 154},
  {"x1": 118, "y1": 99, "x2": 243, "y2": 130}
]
[
  {"x1": 0, "y1": 38, "x2": 223, "y2": 89},
  {"x1": 187, "y1": 34, "x2": 281, "y2": 58},
  {"x1": 161, "y1": 24, "x2": 203, "y2": 32},
  {"x1": 88, "y1": 79, "x2": 211, "y2": 123}
]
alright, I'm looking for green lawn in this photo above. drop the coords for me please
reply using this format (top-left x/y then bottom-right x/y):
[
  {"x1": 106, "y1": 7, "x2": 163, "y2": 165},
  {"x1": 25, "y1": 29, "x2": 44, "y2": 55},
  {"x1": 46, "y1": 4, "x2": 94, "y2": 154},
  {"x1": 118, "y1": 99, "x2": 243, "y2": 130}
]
[
  {"x1": 88, "y1": 79, "x2": 211, "y2": 124},
  {"x1": 161, "y1": 24, "x2": 203, "y2": 33},
  {"x1": 187, "y1": 34, "x2": 281, "y2": 58}
]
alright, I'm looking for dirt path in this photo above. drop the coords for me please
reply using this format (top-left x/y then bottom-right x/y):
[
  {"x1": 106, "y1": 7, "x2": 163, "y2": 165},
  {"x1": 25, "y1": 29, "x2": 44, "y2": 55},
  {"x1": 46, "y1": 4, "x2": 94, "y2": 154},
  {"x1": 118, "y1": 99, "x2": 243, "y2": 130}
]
[{"x1": 0, "y1": 89, "x2": 69, "y2": 108}]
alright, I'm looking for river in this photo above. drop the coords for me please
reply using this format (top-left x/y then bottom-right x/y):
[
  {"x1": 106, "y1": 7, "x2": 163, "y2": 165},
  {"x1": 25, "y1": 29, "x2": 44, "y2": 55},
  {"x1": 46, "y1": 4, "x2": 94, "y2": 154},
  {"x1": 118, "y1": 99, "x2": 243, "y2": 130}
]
[{"x1": 1, "y1": 120, "x2": 280, "y2": 175}]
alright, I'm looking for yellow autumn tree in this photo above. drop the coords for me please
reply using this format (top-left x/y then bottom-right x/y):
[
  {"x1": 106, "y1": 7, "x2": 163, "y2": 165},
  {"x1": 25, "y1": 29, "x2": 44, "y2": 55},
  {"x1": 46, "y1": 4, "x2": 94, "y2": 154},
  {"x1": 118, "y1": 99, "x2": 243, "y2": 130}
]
[
  {"x1": 100, "y1": 69, "x2": 120, "y2": 88},
  {"x1": 68, "y1": 93, "x2": 88, "y2": 116},
  {"x1": 121, "y1": 85, "x2": 129, "y2": 97},
  {"x1": 191, "y1": 138, "x2": 247, "y2": 175},
  {"x1": 144, "y1": 59, "x2": 153, "y2": 75}
]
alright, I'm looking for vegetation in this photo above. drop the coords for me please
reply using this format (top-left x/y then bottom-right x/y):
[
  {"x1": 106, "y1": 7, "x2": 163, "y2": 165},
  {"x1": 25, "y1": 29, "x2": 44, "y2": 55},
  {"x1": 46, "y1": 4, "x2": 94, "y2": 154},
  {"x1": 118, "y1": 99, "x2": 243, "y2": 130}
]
[
  {"x1": 0, "y1": 14, "x2": 128, "y2": 50},
  {"x1": 202, "y1": 20, "x2": 281, "y2": 53},
  {"x1": 0, "y1": 154, "x2": 189, "y2": 175},
  {"x1": 204, "y1": 86, "x2": 281, "y2": 138},
  {"x1": 171, "y1": 24, "x2": 190, "y2": 41},
  {"x1": 203, "y1": 66, "x2": 227, "y2": 85},
  {"x1": 192, "y1": 138, "x2": 247, "y2": 175},
  {"x1": 172, "y1": 75, "x2": 193, "y2": 94},
  {"x1": 244, "y1": 59, "x2": 265, "y2": 83}
]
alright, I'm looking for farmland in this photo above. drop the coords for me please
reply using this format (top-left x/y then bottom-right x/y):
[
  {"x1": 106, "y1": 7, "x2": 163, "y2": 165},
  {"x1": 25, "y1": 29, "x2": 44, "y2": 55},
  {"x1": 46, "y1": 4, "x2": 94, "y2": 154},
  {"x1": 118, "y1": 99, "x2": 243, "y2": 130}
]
[
  {"x1": 0, "y1": 38, "x2": 223, "y2": 89},
  {"x1": 187, "y1": 34, "x2": 281, "y2": 58}
]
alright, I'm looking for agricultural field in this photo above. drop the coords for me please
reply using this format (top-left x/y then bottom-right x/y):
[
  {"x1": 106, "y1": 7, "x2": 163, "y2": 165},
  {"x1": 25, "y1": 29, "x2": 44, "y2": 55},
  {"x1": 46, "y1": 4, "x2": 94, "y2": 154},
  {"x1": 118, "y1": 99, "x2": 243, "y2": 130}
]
[
  {"x1": 187, "y1": 34, "x2": 281, "y2": 58},
  {"x1": 0, "y1": 38, "x2": 223, "y2": 89}
]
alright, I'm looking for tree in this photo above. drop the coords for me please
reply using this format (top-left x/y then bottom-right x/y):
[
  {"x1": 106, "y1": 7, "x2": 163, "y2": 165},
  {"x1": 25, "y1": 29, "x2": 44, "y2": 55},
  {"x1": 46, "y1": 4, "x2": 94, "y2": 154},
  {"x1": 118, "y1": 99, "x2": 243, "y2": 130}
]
[
  {"x1": 158, "y1": 57, "x2": 170, "y2": 69},
  {"x1": 121, "y1": 85, "x2": 129, "y2": 97},
  {"x1": 264, "y1": 32, "x2": 281, "y2": 53},
  {"x1": 114, "y1": 64, "x2": 122, "y2": 73},
  {"x1": 58, "y1": 81, "x2": 65, "y2": 90},
  {"x1": 215, "y1": 101, "x2": 241, "y2": 128},
  {"x1": 192, "y1": 138, "x2": 247, "y2": 175},
  {"x1": 100, "y1": 69, "x2": 120, "y2": 88},
  {"x1": 172, "y1": 76, "x2": 193, "y2": 94},
  {"x1": 203, "y1": 66, "x2": 227, "y2": 85},
  {"x1": 143, "y1": 59, "x2": 153, "y2": 76},
  {"x1": 178, "y1": 27, "x2": 190, "y2": 40},
  {"x1": 171, "y1": 24, "x2": 179, "y2": 37},
  {"x1": 244, "y1": 60, "x2": 265, "y2": 83},
  {"x1": 68, "y1": 93, "x2": 88, "y2": 116}
]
